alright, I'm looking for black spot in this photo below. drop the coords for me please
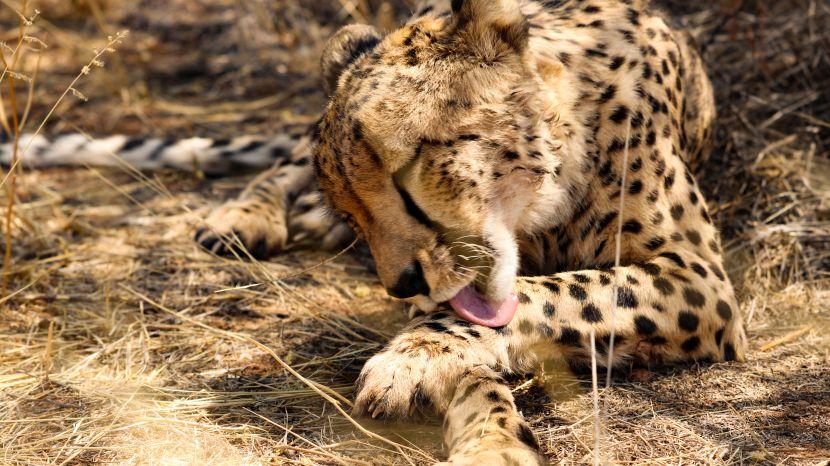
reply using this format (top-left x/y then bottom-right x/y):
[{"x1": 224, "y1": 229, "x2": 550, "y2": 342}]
[
  {"x1": 659, "y1": 251, "x2": 686, "y2": 268},
  {"x1": 629, "y1": 179, "x2": 644, "y2": 195},
  {"x1": 486, "y1": 390, "x2": 503, "y2": 403},
  {"x1": 517, "y1": 423, "x2": 541, "y2": 451},
  {"x1": 627, "y1": 8, "x2": 640, "y2": 26},
  {"x1": 724, "y1": 343, "x2": 737, "y2": 361},
  {"x1": 573, "y1": 273, "x2": 591, "y2": 284},
  {"x1": 651, "y1": 212, "x2": 665, "y2": 225},
  {"x1": 424, "y1": 321, "x2": 454, "y2": 335},
  {"x1": 683, "y1": 287, "x2": 706, "y2": 308},
  {"x1": 610, "y1": 55, "x2": 625, "y2": 70},
  {"x1": 689, "y1": 191, "x2": 699, "y2": 205},
  {"x1": 664, "y1": 169, "x2": 676, "y2": 190},
  {"x1": 518, "y1": 320, "x2": 535, "y2": 334},
  {"x1": 599, "y1": 274, "x2": 612, "y2": 286},
  {"x1": 616, "y1": 287, "x2": 638, "y2": 308},
  {"x1": 210, "y1": 138, "x2": 231, "y2": 148},
  {"x1": 681, "y1": 336, "x2": 701, "y2": 352},
  {"x1": 622, "y1": 220, "x2": 643, "y2": 234},
  {"x1": 543, "y1": 302, "x2": 555, "y2": 318},
  {"x1": 690, "y1": 262, "x2": 708, "y2": 278},
  {"x1": 569, "y1": 284, "x2": 588, "y2": 301},
  {"x1": 606, "y1": 137, "x2": 626, "y2": 154},
  {"x1": 586, "y1": 48, "x2": 609, "y2": 58},
  {"x1": 596, "y1": 211, "x2": 618, "y2": 234},
  {"x1": 121, "y1": 137, "x2": 147, "y2": 152},
  {"x1": 543, "y1": 281, "x2": 561, "y2": 294},
  {"x1": 581, "y1": 304, "x2": 603, "y2": 322},
  {"x1": 610, "y1": 105, "x2": 630, "y2": 123},
  {"x1": 454, "y1": 381, "x2": 482, "y2": 406},
  {"x1": 558, "y1": 327, "x2": 582, "y2": 347},
  {"x1": 503, "y1": 151, "x2": 520, "y2": 160},
  {"x1": 645, "y1": 236, "x2": 666, "y2": 251},
  {"x1": 490, "y1": 406, "x2": 508, "y2": 416},
  {"x1": 686, "y1": 230, "x2": 702, "y2": 245},
  {"x1": 716, "y1": 300, "x2": 733, "y2": 321},
  {"x1": 634, "y1": 315, "x2": 658, "y2": 335},
  {"x1": 238, "y1": 140, "x2": 266, "y2": 153},
  {"x1": 647, "y1": 336, "x2": 668, "y2": 345},
  {"x1": 599, "y1": 84, "x2": 617, "y2": 103},
  {"x1": 678, "y1": 311, "x2": 700, "y2": 332},
  {"x1": 636, "y1": 262, "x2": 661, "y2": 276},
  {"x1": 626, "y1": 275, "x2": 640, "y2": 285},
  {"x1": 715, "y1": 328, "x2": 725, "y2": 346},
  {"x1": 710, "y1": 263, "x2": 726, "y2": 281},
  {"x1": 653, "y1": 277, "x2": 675, "y2": 296},
  {"x1": 642, "y1": 62, "x2": 653, "y2": 79},
  {"x1": 517, "y1": 292, "x2": 531, "y2": 304},
  {"x1": 670, "y1": 204, "x2": 685, "y2": 220},
  {"x1": 467, "y1": 329, "x2": 481, "y2": 338}
]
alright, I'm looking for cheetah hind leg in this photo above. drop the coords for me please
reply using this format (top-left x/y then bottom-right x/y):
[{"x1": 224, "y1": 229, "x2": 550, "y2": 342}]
[{"x1": 196, "y1": 137, "x2": 326, "y2": 259}]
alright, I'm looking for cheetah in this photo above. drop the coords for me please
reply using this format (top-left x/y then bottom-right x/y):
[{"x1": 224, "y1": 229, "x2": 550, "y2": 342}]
[
  {"x1": 0, "y1": 0, "x2": 749, "y2": 463},
  {"x1": 309, "y1": 0, "x2": 747, "y2": 463}
]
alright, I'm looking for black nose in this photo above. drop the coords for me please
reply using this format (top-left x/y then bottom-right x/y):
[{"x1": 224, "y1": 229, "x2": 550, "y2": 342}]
[{"x1": 387, "y1": 261, "x2": 430, "y2": 299}]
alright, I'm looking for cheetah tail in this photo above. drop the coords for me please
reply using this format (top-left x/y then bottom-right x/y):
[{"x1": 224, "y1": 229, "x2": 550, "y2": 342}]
[{"x1": 0, "y1": 131, "x2": 300, "y2": 177}]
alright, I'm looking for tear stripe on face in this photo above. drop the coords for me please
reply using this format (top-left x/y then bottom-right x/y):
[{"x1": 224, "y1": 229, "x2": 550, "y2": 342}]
[{"x1": 482, "y1": 215, "x2": 519, "y2": 303}]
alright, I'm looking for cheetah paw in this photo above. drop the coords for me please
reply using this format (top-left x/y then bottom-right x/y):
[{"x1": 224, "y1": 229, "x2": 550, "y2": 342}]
[
  {"x1": 195, "y1": 200, "x2": 287, "y2": 259},
  {"x1": 353, "y1": 349, "x2": 436, "y2": 420}
]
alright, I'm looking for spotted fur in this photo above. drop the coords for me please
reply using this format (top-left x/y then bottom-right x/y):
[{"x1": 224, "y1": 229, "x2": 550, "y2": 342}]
[{"x1": 308, "y1": 0, "x2": 745, "y2": 464}]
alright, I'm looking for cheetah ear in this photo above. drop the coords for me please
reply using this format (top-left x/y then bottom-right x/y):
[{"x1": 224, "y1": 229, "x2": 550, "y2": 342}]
[
  {"x1": 321, "y1": 24, "x2": 382, "y2": 96},
  {"x1": 451, "y1": 0, "x2": 529, "y2": 54}
]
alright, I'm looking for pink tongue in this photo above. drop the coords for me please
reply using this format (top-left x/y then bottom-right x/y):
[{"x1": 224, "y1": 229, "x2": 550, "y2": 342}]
[{"x1": 448, "y1": 286, "x2": 519, "y2": 328}]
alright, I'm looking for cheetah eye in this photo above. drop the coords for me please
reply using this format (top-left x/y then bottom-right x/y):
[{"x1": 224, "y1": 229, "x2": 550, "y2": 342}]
[
  {"x1": 395, "y1": 183, "x2": 433, "y2": 228},
  {"x1": 392, "y1": 155, "x2": 437, "y2": 229}
]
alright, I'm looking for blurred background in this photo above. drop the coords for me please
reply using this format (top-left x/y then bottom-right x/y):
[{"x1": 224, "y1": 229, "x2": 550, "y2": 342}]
[{"x1": 1, "y1": 1, "x2": 828, "y2": 464}]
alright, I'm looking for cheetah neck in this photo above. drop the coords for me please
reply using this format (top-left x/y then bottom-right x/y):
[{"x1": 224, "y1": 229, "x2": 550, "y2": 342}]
[{"x1": 515, "y1": 54, "x2": 592, "y2": 238}]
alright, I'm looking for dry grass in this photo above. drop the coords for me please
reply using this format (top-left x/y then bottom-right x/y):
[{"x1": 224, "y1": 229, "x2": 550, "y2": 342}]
[{"x1": 0, "y1": 0, "x2": 828, "y2": 464}]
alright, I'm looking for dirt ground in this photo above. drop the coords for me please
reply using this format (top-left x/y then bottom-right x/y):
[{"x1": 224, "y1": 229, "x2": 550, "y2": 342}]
[{"x1": 1, "y1": 0, "x2": 828, "y2": 464}]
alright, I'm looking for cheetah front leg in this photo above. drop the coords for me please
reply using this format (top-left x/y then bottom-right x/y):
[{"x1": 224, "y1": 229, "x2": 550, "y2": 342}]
[
  {"x1": 355, "y1": 250, "x2": 747, "y2": 464},
  {"x1": 439, "y1": 366, "x2": 545, "y2": 465},
  {"x1": 195, "y1": 134, "x2": 351, "y2": 258}
]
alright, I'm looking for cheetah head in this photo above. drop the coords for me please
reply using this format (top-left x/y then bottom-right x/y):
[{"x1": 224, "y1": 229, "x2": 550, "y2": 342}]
[{"x1": 314, "y1": 0, "x2": 577, "y2": 326}]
